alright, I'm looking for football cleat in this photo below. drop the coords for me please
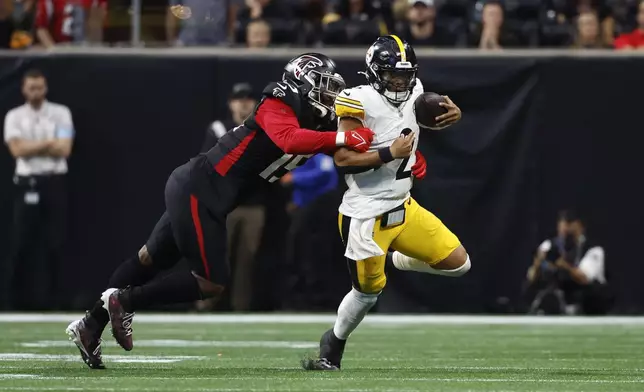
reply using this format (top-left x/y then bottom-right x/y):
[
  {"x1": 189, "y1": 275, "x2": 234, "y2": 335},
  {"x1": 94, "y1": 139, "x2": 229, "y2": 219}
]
[
  {"x1": 302, "y1": 328, "x2": 346, "y2": 371},
  {"x1": 66, "y1": 316, "x2": 106, "y2": 369},
  {"x1": 101, "y1": 288, "x2": 135, "y2": 351},
  {"x1": 301, "y1": 357, "x2": 340, "y2": 371}
]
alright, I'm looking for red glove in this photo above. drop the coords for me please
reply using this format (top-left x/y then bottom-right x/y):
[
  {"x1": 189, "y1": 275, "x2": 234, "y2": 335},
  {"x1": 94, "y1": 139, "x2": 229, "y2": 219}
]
[
  {"x1": 339, "y1": 127, "x2": 374, "y2": 153},
  {"x1": 411, "y1": 150, "x2": 427, "y2": 179}
]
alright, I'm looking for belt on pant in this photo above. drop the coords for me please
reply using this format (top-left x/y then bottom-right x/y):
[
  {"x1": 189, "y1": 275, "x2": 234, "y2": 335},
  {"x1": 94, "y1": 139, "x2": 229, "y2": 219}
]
[{"x1": 379, "y1": 198, "x2": 411, "y2": 229}]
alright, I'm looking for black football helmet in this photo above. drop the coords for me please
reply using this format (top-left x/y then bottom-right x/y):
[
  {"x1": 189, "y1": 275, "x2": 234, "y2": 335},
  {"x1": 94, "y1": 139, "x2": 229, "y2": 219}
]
[
  {"x1": 363, "y1": 35, "x2": 418, "y2": 104},
  {"x1": 283, "y1": 53, "x2": 346, "y2": 122}
]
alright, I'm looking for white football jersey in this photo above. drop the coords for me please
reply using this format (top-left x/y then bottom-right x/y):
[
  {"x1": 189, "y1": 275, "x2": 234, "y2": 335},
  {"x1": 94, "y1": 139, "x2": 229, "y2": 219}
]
[{"x1": 335, "y1": 79, "x2": 424, "y2": 219}]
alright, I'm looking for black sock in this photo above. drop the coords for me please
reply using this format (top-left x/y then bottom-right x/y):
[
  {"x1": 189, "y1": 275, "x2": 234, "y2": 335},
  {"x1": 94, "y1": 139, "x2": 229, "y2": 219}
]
[
  {"x1": 88, "y1": 255, "x2": 158, "y2": 327},
  {"x1": 87, "y1": 299, "x2": 110, "y2": 331},
  {"x1": 120, "y1": 269, "x2": 202, "y2": 312},
  {"x1": 108, "y1": 254, "x2": 159, "y2": 288}
]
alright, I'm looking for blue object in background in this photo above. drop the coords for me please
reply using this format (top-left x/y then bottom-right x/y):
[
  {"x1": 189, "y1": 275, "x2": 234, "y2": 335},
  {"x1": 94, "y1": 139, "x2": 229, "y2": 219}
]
[{"x1": 291, "y1": 154, "x2": 338, "y2": 208}]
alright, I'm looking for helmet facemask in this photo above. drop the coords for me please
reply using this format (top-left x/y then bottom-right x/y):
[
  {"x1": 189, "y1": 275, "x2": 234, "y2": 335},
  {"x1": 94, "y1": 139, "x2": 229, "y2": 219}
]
[
  {"x1": 371, "y1": 64, "x2": 417, "y2": 104},
  {"x1": 304, "y1": 70, "x2": 346, "y2": 121}
]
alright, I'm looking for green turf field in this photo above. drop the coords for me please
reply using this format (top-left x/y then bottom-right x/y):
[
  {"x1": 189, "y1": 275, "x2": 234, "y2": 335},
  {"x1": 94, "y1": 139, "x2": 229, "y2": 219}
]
[{"x1": 0, "y1": 314, "x2": 643, "y2": 391}]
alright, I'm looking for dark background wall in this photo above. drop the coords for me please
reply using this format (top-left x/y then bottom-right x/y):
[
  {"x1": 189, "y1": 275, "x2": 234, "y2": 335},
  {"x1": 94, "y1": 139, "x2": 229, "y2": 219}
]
[{"x1": 0, "y1": 51, "x2": 642, "y2": 313}]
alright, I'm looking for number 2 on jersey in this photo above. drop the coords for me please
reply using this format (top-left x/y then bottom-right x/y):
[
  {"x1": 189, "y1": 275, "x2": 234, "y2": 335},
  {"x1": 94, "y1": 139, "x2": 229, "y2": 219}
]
[{"x1": 395, "y1": 127, "x2": 413, "y2": 180}]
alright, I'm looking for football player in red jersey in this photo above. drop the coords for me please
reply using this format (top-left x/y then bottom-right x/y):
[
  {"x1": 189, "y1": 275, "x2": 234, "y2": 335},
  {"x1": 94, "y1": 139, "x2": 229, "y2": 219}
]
[
  {"x1": 65, "y1": 53, "x2": 375, "y2": 370},
  {"x1": 35, "y1": 0, "x2": 106, "y2": 47}
]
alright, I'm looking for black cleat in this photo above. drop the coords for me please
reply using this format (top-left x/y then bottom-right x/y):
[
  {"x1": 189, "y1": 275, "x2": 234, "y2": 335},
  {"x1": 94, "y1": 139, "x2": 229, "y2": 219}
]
[
  {"x1": 301, "y1": 357, "x2": 340, "y2": 371},
  {"x1": 302, "y1": 328, "x2": 346, "y2": 371},
  {"x1": 101, "y1": 288, "x2": 135, "y2": 351},
  {"x1": 66, "y1": 315, "x2": 106, "y2": 369}
]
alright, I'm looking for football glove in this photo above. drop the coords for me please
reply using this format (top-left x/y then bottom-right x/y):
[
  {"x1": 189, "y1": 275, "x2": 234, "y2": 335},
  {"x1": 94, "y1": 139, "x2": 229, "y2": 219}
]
[
  {"x1": 411, "y1": 150, "x2": 427, "y2": 179},
  {"x1": 338, "y1": 128, "x2": 374, "y2": 153}
]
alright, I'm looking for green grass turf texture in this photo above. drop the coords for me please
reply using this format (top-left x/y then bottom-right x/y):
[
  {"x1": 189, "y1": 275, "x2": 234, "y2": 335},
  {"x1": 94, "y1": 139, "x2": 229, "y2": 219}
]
[{"x1": 0, "y1": 315, "x2": 643, "y2": 392}]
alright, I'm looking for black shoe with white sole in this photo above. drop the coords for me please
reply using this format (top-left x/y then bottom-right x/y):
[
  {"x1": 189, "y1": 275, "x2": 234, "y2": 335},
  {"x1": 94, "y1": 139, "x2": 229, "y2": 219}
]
[
  {"x1": 301, "y1": 328, "x2": 346, "y2": 371},
  {"x1": 66, "y1": 315, "x2": 106, "y2": 370}
]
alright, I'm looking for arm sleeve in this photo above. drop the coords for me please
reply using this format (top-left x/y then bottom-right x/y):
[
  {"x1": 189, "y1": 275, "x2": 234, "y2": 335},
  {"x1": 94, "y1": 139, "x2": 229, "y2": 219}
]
[
  {"x1": 3, "y1": 111, "x2": 21, "y2": 142},
  {"x1": 255, "y1": 98, "x2": 338, "y2": 154},
  {"x1": 292, "y1": 154, "x2": 335, "y2": 188},
  {"x1": 577, "y1": 247, "x2": 605, "y2": 283}
]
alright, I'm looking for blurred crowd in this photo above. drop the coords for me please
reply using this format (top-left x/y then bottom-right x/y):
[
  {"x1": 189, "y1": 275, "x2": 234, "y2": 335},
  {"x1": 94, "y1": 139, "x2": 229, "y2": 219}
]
[{"x1": 0, "y1": 0, "x2": 642, "y2": 49}]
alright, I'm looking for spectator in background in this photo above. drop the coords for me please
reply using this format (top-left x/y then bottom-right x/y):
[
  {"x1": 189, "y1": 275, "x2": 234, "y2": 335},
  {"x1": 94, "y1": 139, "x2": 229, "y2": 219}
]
[
  {"x1": 35, "y1": 0, "x2": 106, "y2": 47},
  {"x1": 196, "y1": 83, "x2": 265, "y2": 312},
  {"x1": 166, "y1": 0, "x2": 241, "y2": 46},
  {"x1": 322, "y1": 0, "x2": 393, "y2": 32},
  {"x1": 614, "y1": 0, "x2": 644, "y2": 50},
  {"x1": 572, "y1": 11, "x2": 607, "y2": 48},
  {"x1": 470, "y1": 0, "x2": 519, "y2": 50},
  {"x1": 546, "y1": 0, "x2": 614, "y2": 47},
  {"x1": 0, "y1": 0, "x2": 15, "y2": 48},
  {"x1": 246, "y1": 18, "x2": 271, "y2": 48},
  {"x1": 1, "y1": 69, "x2": 74, "y2": 310},
  {"x1": 239, "y1": 0, "x2": 292, "y2": 21},
  {"x1": 10, "y1": 0, "x2": 37, "y2": 49},
  {"x1": 399, "y1": 0, "x2": 450, "y2": 47},
  {"x1": 322, "y1": 0, "x2": 392, "y2": 42},
  {"x1": 526, "y1": 210, "x2": 610, "y2": 315}
]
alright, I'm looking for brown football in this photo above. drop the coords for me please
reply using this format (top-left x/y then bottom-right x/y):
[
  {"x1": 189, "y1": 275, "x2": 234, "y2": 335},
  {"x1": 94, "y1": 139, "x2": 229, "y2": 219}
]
[{"x1": 414, "y1": 92, "x2": 447, "y2": 129}]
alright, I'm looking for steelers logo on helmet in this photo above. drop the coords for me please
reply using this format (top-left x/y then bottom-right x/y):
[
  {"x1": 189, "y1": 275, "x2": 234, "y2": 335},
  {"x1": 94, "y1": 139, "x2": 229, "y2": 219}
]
[
  {"x1": 363, "y1": 35, "x2": 418, "y2": 105},
  {"x1": 365, "y1": 45, "x2": 374, "y2": 64}
]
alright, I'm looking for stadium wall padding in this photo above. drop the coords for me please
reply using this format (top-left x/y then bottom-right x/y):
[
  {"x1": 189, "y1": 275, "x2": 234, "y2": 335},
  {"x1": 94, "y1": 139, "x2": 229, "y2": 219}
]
[{"x1": 0, "y1": 53, "x2": 643, "y2": 313}]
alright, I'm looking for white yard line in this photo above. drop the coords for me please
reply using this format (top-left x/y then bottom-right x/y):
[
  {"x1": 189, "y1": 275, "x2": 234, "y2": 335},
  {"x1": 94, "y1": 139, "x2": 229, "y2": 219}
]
[
  {"x1": 2, "y1": 313, "x2": 644, "y2": 326},
  {"x1": 0, "y1": 353, "x2": 206, "y2": 363},
  {"x1": 20, "y1": 340, "x2": 316, "y2": 349}
]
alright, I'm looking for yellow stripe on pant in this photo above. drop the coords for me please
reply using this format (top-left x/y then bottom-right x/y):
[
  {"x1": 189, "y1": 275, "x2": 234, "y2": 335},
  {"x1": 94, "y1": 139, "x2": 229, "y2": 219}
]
[{"x1": 338, "y1": 198, "x2": 461, "y2": 294}]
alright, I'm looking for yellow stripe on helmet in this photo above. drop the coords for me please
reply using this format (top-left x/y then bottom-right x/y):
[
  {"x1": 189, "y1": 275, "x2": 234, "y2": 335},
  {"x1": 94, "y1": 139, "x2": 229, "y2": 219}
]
[{"x1": 389, "y1": 34, "x2": 406, "y2": 62}]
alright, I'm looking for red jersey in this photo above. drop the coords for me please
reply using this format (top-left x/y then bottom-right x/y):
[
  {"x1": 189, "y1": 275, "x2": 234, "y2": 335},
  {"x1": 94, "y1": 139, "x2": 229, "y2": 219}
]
[
  {"x1": 35, "y1": 0, "x2": 106, "y2": 43},
  {"x1": 614, "y1": 29, "x2": 644, "y2": 49}
]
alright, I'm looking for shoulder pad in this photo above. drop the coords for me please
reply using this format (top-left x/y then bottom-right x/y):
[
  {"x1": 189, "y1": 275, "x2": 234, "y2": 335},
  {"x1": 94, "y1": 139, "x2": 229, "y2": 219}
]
[
  {"x1": 334, "y1": 87, "x2": 366, "y2": 122},
  {"x1": 414, "y1": 78, "x2": 424, "y2": 94},
  {"x1": 262, "y1": 80, "x2": 303, "y2": 114}
]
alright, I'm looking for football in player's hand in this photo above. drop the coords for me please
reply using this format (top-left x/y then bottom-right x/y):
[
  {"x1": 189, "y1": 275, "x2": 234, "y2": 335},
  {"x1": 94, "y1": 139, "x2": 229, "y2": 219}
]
[{"x1": 414, "y1": 92, "x2": 448, "y2": 129}]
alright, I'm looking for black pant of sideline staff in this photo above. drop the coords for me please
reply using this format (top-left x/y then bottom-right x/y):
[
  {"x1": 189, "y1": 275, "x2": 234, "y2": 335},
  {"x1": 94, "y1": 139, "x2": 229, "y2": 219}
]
[{"x1": 0, "y1": 175, "x2": 67, "y2": 310}]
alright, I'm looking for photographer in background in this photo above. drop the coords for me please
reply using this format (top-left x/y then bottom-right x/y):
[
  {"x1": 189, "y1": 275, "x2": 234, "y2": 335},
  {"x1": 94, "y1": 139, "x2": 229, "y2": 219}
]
[{"x1": 526, "y1": 210, "x2": 610, "y2": 315}]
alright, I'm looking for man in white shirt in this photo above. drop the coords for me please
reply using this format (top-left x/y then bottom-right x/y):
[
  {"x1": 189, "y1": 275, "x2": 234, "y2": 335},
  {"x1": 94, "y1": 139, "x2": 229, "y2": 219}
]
[
  {"x1": 1, "y1": 69, "x2": 74, "y2": 310},
  {"x1": 526, "y1": 210, "x2": 609, "y2": 315}
]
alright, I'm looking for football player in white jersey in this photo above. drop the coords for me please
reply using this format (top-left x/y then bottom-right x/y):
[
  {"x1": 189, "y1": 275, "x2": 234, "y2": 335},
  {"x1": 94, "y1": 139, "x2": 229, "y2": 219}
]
[{"x1": 303, "y1": 35, "x2": 471, "y2": 371}]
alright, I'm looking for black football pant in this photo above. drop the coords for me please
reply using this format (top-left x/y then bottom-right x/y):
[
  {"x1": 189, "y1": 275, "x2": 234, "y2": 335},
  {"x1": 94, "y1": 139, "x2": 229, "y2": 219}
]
[
  {"x1": 0, "y1": 175, "x2": 67, "y2": 310},
  {"x1": 152, "y1": 163, "x2": 229, "y2": 284}
]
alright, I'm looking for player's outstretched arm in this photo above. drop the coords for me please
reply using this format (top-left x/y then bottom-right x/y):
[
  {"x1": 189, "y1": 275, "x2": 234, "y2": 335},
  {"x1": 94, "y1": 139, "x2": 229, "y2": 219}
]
[
  {"x1": 255, "y1": 98, "x2": 374, "y2": 155},
  {"x1": 334, "y1": 117, "x2": 414, "y2": 168}
]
